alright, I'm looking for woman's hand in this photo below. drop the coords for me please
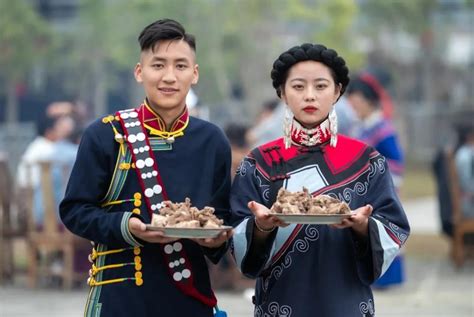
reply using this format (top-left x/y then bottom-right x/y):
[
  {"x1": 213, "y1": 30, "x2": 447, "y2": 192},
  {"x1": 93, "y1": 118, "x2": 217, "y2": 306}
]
[
  {"x1": 331, "y1": 204, "x2": 373, "y2": 236},
  {"x1": 248, "y1": 201, "x2": 288, "y2": 232},
  {"x1": 128, "y1": 217, "x2": 179, "y2": 244}
]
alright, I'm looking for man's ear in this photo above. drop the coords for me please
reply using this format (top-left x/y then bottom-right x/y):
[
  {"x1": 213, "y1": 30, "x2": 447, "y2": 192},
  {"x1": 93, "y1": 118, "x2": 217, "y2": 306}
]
[
  {"x1": 192, "y1": 64, "x2": 199, "y2": 85},
  {"x1": 134, "y1": 63, "x2": 143, "y2": 83}
]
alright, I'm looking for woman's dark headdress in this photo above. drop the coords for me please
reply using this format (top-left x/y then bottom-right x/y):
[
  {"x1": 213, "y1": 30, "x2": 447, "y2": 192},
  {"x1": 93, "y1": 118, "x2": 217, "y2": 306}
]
[{"x1": 270, "y1": 43, "x2": 350, "y2": 99}]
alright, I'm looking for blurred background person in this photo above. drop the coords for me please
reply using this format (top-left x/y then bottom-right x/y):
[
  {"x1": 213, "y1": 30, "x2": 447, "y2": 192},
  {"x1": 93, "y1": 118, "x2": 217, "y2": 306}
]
[
  {"x1": 347, "y1": 72, "x2": 403, "y2": 188},
  {"x1": 225, "y1": 123, "x2": 251, "y2": 179},
  {"x1": 346, "y1": 72, "x2": 405, "y2": 289},
  {"x1": 46, "y1": 101, "x2": 75, "y2": 118},
  {"x1": 246, "y1": 98, "x2": 285, "y2": 148},
  {"x1": 16, "y1": 109, "x2": 77, "y2": 228},
  {"x1": 333, "y1": 95, "x2": 359, "y2": 137},
  {"x1": 454, "y1": 124, "x2": 474, "y2": 219}
]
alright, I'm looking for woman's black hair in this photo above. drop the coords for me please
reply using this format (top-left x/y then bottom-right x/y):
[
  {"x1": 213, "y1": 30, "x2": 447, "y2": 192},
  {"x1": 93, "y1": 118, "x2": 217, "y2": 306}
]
[
  {"x1": 270, "y1": 43, "x2": 350, "y2": 99},
  {"x1": 346, "y1": 77, "x2": 380, "y2": 104},
  {"x1": 138, "y1": 18, "x2": 196, "y2": 52}
]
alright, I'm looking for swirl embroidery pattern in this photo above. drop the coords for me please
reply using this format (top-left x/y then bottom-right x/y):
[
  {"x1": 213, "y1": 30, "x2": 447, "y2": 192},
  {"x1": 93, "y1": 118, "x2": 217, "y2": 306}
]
[
  {"x1": 255, "y1": 302, "x2": 292, "y2": 317},
  {"x1": 359, "y1": 299, "x2": 375, "y2": 316},
  {"x1": 236, "y1": 158, "x2": 254, "y2": 177},
  {"x1": 389, "y1": 222, "x2": 408, "y2": 244},
  {"x1": 236, "y1": 158, "x2": 271, "y2": 202},
  {"x1": 262, "y1": 225, "x2": 319, "y2": 292},
  {"x1": 335, "y1": 156, "x2": 386, "y2": 205}
]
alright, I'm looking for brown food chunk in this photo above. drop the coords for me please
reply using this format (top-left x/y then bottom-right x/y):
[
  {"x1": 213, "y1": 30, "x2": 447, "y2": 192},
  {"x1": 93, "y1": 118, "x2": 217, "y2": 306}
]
[
  {"x1": 270, "y1": 187, "x2": 350, "y2": 215},
  {"x1": 151, "y1": 197, "x2": 224, "y2": 228}
]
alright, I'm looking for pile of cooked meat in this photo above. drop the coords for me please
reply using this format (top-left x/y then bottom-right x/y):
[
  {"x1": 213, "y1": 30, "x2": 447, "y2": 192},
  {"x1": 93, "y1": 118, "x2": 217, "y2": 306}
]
[
  {"x1": 270, "y1": 187, "x2": 351, "y2": 215},
  {"x1": 151, "y1": 198, "x2": 224, "y2": 228}
]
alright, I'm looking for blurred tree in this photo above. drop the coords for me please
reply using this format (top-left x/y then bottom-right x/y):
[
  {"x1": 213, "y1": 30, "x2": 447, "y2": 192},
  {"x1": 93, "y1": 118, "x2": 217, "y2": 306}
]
[
  {"x1": 44, "y1": 0, "x2": 359, "y2": 120},
  {"x1": 356, "y1": 0, "x2": 439, "y2": 107},
  {"x1": 286, "y1": 0, "x2": 361, "y2": 68},
  {"x1": 0, "y1": 0, "x2": 50, "y2": 122},
  {"x1": 186, "y1": 0, "x2": 360, "y2": 119},
  {"x1": 52, "y1": 0, "x2": 196, "y2": 116}
]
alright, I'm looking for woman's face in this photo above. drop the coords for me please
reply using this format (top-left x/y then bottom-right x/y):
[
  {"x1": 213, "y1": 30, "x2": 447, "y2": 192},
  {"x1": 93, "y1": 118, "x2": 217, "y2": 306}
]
[
  {"x1": 347, "y1": 92, "x2": 374, "y2": 120},
  {"x1": 281, "y1": 61, "x2": 340, "y2": 128}
]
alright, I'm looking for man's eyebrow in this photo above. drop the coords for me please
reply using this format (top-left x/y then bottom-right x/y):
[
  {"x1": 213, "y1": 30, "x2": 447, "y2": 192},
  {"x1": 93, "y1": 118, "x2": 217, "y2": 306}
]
[{"x1": 150, "y1": 56, "x2": 191, "y2": 63}]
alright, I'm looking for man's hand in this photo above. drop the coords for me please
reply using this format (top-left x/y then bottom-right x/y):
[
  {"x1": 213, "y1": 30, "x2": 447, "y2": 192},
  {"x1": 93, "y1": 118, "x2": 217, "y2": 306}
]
[
  {"x1": 128, "y1": 217, "x2": 178, "y2": 244},
  {"x1": 331, "y1": 204, "x2": 373, "y2": 236},
  {"x1": 192, "y1": 229, "x2": 233, "y2": 248}
]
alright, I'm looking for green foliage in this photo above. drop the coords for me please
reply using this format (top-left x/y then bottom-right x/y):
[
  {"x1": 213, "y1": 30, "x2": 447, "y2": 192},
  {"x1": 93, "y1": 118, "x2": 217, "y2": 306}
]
[
  {"x1": 0, "y1": 0, "x2": 51, "y2": 81},
  {"x1": 4, "y1": 0, "x2": 407, "y2": 111},
  {"x1": 285, "y1": 0, "x2": 362, "y2": 70},
  {"x1": 358, "y1": 0, "x2": 440, "y2": 34}
]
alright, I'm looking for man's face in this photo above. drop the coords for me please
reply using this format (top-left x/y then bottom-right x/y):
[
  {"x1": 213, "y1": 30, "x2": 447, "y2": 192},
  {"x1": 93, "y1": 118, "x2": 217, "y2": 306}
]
[{"x1": 134, "y1": 39, "x2": 199, "y2": 113}]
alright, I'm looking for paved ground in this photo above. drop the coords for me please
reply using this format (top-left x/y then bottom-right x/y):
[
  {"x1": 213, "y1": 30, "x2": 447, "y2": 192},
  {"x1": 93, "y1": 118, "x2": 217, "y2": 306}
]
[{"x1": 1, "y1": 197, "x2": 473, "y2": 316}]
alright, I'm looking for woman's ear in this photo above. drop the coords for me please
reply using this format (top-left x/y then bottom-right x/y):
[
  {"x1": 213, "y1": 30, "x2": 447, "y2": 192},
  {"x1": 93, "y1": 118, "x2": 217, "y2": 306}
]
[
  {"x1": 333, "y1": 83, "x2": 342, "y2": 103},
  {"x1": 280, "y1": 87, "x2": 287, "y2": 104}
]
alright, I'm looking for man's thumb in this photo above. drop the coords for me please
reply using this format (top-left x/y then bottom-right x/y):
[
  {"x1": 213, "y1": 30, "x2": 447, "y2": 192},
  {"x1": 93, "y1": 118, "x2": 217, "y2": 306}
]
[{"x1": 130, "y1": 217, "x2": 146, "y2": 231}]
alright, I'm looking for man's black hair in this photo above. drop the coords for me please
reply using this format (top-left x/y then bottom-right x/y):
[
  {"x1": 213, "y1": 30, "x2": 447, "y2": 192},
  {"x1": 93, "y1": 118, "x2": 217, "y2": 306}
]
[
  {"x1": 224, "y1": 123, "x2": 249, "y2": 149},
  {"x1": 262, "y1": 99, "x2": 280, "y2": 113},
  {"x1": 36, "y1": 115, "x2": 57, "y2": 137},
  {"x1": 138, "y1": 18, "x2": 196, "y2": 52}
]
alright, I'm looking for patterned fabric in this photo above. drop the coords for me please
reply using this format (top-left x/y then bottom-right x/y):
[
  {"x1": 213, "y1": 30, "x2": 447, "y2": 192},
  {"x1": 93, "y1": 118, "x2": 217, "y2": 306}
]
[
  {"x1": 60, "y1": 105, "x2": 231, "y2": 317},
  {"x1": 289, "y1": 117, "x2": 331, "y2": 148},
  {"x1": 118, "y1": 108, "x2": 218, "y2": 307},
  {"x1": 230, "y1": 135, "x2": 410, "y2": 317},
  {"x1": 141, "y1": 101, "x2": 189, "y2": 139}
]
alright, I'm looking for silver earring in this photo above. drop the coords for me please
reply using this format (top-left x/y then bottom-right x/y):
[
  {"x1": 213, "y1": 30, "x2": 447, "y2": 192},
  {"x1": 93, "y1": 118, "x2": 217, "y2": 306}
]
[
  {"x1": 283, "y1": 106, "x2": 293, "y2": 149},
  {"x1": 329, "y1": 107, "x2": 338, "y2": 147}
]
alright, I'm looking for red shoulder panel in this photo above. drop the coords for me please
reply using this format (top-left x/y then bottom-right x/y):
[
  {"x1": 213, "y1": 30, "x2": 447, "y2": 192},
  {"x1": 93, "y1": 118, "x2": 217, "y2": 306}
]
[{"x1": 324, "y1": 135, "x2": 368, "y2": 174}]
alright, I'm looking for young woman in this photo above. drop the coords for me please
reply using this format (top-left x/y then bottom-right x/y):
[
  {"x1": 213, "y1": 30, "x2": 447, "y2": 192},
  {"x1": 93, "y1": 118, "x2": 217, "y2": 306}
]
[{"x1": 230, "y1": 43, "x2": 410, "y2": 316}]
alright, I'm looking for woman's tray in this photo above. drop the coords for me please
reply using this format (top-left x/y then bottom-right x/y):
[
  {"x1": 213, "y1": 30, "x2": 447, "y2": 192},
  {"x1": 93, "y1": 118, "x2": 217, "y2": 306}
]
[
  {"x1": 268, "y1": 213, "x2": 351, "y2": 224},
  {"x1": 145, "y1": 225, "x2": 233, "y2": 238}
]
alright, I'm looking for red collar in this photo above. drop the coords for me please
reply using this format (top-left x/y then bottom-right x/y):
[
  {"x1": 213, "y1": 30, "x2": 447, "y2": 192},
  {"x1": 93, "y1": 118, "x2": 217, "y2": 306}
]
[
  {"x1": 290, "y1": 117, "x2": 331, "y2": 147},
  {"x1": 139, "y1": 101, "x2": 189, "y2": 136}
]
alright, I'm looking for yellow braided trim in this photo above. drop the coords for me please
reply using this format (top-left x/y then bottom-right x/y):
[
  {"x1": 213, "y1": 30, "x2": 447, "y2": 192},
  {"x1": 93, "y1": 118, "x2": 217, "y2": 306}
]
[
  {"x1": 101, "y1": 193, "x2": 142, "y2": 208},
  {"x1": 88, "y1": 277, "x2": 128, "y2": 286},
  {"x1": 90, "y1": 248, "x2": 127, "y2": 261},
  {"x1": 143, "y1": 100, "x2": 189, "y2": 138},
  {"x1": 96, "y1": 248, "x2": 125, "y2": 256},
  {"x1": 101, "y1": 199, "x2": 133, "y2": 207},
  {"x1": 88, "y1": 272, "x2": 143, "y2": 287},
  {"x1": 91, "y1": 263, "x2": 129, "y2": 275}
]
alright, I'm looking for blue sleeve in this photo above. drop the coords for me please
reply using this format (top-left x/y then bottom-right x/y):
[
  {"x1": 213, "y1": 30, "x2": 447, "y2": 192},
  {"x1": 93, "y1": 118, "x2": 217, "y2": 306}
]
[
  {"x1": 230, "y1": 156, "x2": 277, "y2": 278},
  {"x1": 59, "y1": 120, "x2": 142, "y2": 248},
  {"x1": 376, "y1": 135, "x2": 403, "y2": 163},
  {"x1": 362, "y1": 155, "x2": 410, "y2": 284},
  {"x1": 201, "y1": 132, "x2": 233, "y2": 263}
]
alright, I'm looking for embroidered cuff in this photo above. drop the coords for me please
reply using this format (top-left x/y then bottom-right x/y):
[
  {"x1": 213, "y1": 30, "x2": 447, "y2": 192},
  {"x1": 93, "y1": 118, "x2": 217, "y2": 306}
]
[{"x1": 121, "y1": 212, "x2": 144, "y2": 247}]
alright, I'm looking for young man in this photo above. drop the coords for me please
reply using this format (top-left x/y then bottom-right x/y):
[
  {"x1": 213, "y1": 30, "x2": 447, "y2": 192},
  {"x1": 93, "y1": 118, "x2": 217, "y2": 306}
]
[{"x1": 60, "y1": 19, "x2": 232, "y2": 316}]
